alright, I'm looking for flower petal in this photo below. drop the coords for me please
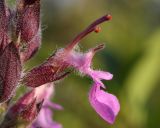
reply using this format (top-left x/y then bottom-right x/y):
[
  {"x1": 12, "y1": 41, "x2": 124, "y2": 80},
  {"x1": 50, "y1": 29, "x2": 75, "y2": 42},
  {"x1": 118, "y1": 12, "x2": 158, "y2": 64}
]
[
  {"x1": 31, "y1": 84, "x2": 63, "y2": 128},
  {"x1": 32, "y1": 106, "x2": 62, "y2": 128},
  {"x1": 89, "y1": 84, "x2": 120, "y2": 124},
  {"x1": 44, "y1": 100, "x2": 63, "y2": 110},
  {"x1": 90, "y1": 70, "x2": 113, "y2": 81}
]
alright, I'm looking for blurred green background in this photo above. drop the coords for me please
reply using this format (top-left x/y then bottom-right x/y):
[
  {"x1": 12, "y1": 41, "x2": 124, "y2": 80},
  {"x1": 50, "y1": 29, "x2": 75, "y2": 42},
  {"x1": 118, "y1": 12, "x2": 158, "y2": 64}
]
[{"x1": 22, "y1": 0, "x2": 160, "y2": 128}]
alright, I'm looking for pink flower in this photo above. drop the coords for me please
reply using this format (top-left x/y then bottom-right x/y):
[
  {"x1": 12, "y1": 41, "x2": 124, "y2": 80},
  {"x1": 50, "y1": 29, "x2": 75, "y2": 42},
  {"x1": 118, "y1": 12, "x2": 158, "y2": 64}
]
[
  {"x1": 60, "y1": 44, "x2": 120, "y2": 124},
  {"x1": 52, "y1": 14, "x2": 120, "y2": 124},
  {"x1": 31, "y1": 101, "x2": 63, "y2": 128},
  {"x1": 23, "y1": 14, "x2": 120, "y2": 124},
  {"x1": 63, "y1": 44, "x2": 113, "y2": 87},
  {"x1": 31, "y1": 84, "x2": 63, "y2": 128},
  {"x1": 62, "y1": 44, "x2": 120, "y2": 124}
]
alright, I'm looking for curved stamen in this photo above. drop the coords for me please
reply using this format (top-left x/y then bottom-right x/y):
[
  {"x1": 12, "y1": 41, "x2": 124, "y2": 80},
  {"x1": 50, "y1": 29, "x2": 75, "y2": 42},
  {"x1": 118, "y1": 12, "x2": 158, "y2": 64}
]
[{"x1": 66, "y1": 14, "x2": 112, "y2": 51}]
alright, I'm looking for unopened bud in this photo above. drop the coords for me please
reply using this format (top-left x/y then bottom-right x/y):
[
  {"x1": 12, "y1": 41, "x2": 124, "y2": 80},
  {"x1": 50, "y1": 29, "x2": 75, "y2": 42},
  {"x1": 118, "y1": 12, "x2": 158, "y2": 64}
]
[
  {"x1": 0, "y1": 42, "x2": 21, "y2": 103},
  {"x1": 0, "y1": 0, "x2": 10, "y2": 54},
  {"x1": 22, "y1": 63, "x2": 70, "y2": 87},
  {"x1": 16, "y1": 0, "x2": 41, "y2": 62}
]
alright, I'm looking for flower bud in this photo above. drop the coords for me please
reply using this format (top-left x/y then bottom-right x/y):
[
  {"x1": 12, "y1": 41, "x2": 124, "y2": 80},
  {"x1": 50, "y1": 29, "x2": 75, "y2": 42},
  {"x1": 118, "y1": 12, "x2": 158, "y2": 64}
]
[
  {"x1": 1, "y1": 83, "x2": 57, "y2": 128},
  {"x1": 16, "y1": 0, "x2": 41, "y2": 62},
  {"x1": 0, "y1": 0, "x2": 10, "y2": 54},
  {"x1": 22, "y1": 55, "x2": 70, "y2": 87},
  {"x1": 0, "y1": 42, "x2": 21, "y2": 103}
]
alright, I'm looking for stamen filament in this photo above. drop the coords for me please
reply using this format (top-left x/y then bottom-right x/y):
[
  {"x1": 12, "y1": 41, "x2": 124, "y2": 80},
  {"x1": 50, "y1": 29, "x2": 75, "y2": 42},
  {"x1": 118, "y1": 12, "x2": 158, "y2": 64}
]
[{"x1": 66, "y1": 14, "x2": 112, "y2": 51}]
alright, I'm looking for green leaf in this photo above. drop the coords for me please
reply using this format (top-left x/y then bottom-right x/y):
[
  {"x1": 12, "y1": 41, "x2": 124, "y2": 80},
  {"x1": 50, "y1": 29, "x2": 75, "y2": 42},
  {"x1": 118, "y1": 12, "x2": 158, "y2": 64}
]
[{"x1": 122, "y1": 29, "x2": 160, "y2": 127}]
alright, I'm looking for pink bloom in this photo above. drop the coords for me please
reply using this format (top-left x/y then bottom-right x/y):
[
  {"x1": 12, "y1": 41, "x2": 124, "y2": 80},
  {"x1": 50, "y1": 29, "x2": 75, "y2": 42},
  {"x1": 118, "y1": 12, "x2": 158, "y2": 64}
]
[
  {"x1": 31, "y1": 84, "x2": 63, "y2": 128},
  {"x1": 89, "y1": 83, "x2": 120, "y2": 124},
  {"x1": 23, "y1": 14, "x2": 120, "y2": 124},
  {"x1": 31, "y1": 101, "x2": 62, "y2": 128},
  {"x1": 64, "y1": 44, "x2": 113, "y2": 87},
  {"x1": 61, "y1": 44, "x2": 120, "y2": 124},
  {"x1": 53, "y1": 14, "x2": 120, "y2": 124}
]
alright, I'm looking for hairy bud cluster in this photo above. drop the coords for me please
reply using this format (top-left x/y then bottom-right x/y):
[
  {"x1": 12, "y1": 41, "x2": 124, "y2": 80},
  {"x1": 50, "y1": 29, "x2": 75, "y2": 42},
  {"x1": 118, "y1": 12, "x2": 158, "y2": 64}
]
[{"x1": 0, "y1": 0, "x2": 41, "y2": 103}]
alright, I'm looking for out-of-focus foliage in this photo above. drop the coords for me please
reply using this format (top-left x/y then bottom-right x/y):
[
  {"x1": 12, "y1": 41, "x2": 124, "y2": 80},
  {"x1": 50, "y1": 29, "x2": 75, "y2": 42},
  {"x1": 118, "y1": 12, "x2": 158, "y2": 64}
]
[{"x1": 15, "y1": 0, "x2": 160, "y2": 128}]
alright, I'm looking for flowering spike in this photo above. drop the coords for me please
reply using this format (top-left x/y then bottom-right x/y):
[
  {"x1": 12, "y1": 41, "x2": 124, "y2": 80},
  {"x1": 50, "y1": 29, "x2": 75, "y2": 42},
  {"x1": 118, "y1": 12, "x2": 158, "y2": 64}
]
[
  {"x1": 66, "y1": 14, "x2": 112, "y2": 50},
  {"x1": 0, "y1": 0, "x2": 119, "y2": 126},
  {"x1": 0, "y1": 42, "x2": 21, "y2": 103},
  {"x1": 19, "y1": 14, "x2": 119, "y2": 125}
]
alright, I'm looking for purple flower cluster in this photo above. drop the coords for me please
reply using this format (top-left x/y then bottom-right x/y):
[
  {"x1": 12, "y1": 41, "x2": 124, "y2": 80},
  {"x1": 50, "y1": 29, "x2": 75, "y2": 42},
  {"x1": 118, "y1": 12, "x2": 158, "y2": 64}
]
[{"x1": 0, "y1": 0, "x2": 120, "y2": 127}]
